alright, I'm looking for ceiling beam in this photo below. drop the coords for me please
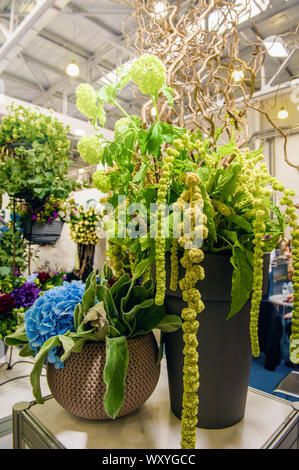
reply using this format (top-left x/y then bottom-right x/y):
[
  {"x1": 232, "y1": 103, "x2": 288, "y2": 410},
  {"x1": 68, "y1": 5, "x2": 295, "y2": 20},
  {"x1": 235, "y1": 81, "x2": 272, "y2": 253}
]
[
  {"x1": 0, "y1": 0, "x2": 72, "y2": 74},
  {"x1": 39, "y1": 28, "x2": 92, "y2": 59}
]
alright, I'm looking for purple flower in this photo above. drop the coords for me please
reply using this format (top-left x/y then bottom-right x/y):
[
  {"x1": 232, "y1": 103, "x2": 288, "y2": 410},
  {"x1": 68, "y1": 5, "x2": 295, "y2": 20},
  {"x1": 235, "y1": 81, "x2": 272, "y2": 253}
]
[
  {"x1": 52, "y1": 212, "x2": 58, "y2": 219},
  {"x1": 47, "y1": 217, "x2": 53, "y2": 223},
  {"x1": 32, "y1": 214, "x2": 38, "y2": 221},
  {"x1": 11, "y1": 282, "x2": 41, "y2": 309}
]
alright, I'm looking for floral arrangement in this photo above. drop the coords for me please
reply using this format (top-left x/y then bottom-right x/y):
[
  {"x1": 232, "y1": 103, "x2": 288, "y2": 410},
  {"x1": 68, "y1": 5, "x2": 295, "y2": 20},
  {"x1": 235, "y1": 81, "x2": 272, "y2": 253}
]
[
  {"x1": 0, "y1": 105, "x2": 78, "y2": 201},
  {"x1": 6, "y1": 270, "x2": 181, "y2": 417},
  {"x1": 73, "y1": 54, "x2": 299, "y2": 449},
  {"x1": 0, "y1": 269, "x2": 66, "y2": 340},
  {"x1": 15, "y1": 196, "x2": 79, "y2": 225},
  {"x1": 70, "y1": 206, "x2": 102, "y2": 245}
]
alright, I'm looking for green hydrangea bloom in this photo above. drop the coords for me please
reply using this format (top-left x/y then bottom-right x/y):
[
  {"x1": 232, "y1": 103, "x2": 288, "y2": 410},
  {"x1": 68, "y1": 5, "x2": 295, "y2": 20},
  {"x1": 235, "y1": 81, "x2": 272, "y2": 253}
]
[
  {"x1": 131, "y1": 54, "x2": 166, "y2": 96},
  {"x1": 77, "y1": 136, "x2": 103, "y2": 165},
  {"x1": 93, "y1": 169, "x2": 111, "y2": 193},
  {"x1": 76, "y1": 84, "x2": 98, "y2": 119}
]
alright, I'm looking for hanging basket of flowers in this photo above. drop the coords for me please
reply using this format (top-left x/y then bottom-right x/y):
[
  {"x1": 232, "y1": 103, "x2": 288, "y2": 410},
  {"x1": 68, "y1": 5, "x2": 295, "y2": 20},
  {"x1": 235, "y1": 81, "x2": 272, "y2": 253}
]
[
  {"x1": 17, "y1": 196, "x2": 78, "y2": 246},
  {"x1": 0, "y1": 105, "x2": 78, "y2": 203}
]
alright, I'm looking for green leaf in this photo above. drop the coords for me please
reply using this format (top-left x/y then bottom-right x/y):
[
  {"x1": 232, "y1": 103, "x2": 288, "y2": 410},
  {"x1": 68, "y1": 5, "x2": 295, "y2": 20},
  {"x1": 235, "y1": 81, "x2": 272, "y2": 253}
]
[
  {"x1": 213, "y1": 162, "x2": 242, "y2": 198},
  {"x1": 161, "y1": 85, "x2": 175, "y2": 110},
  {"x1": 132, "y1": 163, "x2": 147, "y2": 183},
  {"x1": 4, "y1": 324, "x2": 28, "y2": 347},
  {"x1": 228, "y1": 245, "x2": 253, "y2": 319},
  {"x1": 109, "y1": 273, "x2": 131, "y2": 297},
  {"x1": 155, "y1": 314, "x2": 182, "y2": 332},
  {"x1": 132, "y1": 258, "x2": 150, "y2": 280},
  {"x1": 59, "y1": 335, "x2": 86, "y2": 362},
  {"x1": 74, "y1": 303, "x2": 83, "y2": 331},
  {"x1": 82, "y1": 271, "x2": 97, "y2": 314},
  {"x1": 103, "y1": 335, "x2": 129, "y2": 419},
  {"x1": 147, "y1": 123, "x2": 162, "y2": 158},
  {"x1": 30, "y1": 336, "x2": 61, "y2": 404},
  {"x1": 97, "y1": 84, "x2": 117, "y2": 104},
  {"x1": 137, "y1": 129, "x2": 149, "y2": 155},
  {"x1": 227, "y1": 215, "x2": 253, "y2": 232},
  {"x1": 132, "y1": 303, "x2": 166, "y2": 337},
  {"x1": 18, "y1": 343, "x2": 35, "y2": 357}
]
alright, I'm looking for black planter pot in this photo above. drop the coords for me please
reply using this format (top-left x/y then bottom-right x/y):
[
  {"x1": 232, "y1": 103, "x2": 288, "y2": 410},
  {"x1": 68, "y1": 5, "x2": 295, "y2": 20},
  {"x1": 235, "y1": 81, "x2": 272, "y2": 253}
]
[
  {"x1": 22, "y1": 218, "x2": 63, "y2": 246},
  {"x1": 163, "y1": 252, "x2": 270, "y2": 429}
]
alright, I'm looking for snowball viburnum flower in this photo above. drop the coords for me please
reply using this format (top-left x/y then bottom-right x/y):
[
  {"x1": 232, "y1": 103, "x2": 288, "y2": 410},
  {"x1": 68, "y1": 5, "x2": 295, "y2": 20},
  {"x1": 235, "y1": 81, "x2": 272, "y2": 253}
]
[
  {"x1": 93, "y1": 170, "x2": 111, "y2": 193},
  {"x1": 76, "y1": 84, "x2": 98, "y2": 119},
  {"x1": 130, "y1": 54, "x2": 166, "y2": 97},
  {"x1": 77, "y1": 136, "x2": 103, "y2": 165}
]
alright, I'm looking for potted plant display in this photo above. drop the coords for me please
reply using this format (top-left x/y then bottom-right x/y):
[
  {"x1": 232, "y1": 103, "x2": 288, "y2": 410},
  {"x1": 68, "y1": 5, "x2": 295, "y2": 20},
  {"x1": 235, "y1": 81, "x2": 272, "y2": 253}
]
[
  {"x1": 5, "y1": 269, "x2": 182, "y2": 420},
  {"x1": 0, "y1": 104, "x2": 77, "y2": 204},
  {"x1": 71, "y1": 54, "x2": 299, "y2": 449},
  {"x1": 16, "y1": 196, "x2": 79, "y2": 246},
  {"x1": 0, "y1": 268, "x2": 65, "y2": 341},
  {"x1": 69, "y1": 205, "x2": 102, "y2": 282}
]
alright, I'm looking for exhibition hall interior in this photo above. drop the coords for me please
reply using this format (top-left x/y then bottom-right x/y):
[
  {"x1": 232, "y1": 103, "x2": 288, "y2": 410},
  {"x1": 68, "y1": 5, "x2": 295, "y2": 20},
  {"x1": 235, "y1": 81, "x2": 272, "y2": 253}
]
[{"x1": 0, "y1": 0, "x2": 298, "y2": 451}]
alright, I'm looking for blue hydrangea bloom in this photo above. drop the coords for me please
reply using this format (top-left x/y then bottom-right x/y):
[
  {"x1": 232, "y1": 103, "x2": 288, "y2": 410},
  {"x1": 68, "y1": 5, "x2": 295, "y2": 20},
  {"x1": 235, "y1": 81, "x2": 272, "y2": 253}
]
[{"x1": 24, "y1": 280, "x2": 85, "y2": 369}]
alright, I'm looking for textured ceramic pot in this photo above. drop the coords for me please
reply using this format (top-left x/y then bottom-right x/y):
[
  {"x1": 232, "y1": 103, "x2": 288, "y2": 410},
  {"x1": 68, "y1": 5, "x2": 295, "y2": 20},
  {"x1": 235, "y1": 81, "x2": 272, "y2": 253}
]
[
  {"x1": 163, "y1": 252, "x2": 270, "y2": 429},
  {"x1": 47, "y1": 332, "x2": 161, "y2": 420}
]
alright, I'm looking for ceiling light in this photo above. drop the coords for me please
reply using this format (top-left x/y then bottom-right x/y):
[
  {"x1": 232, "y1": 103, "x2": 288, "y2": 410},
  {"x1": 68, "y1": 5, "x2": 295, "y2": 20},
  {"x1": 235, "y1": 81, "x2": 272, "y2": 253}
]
[
  {"x1": 66, "y1": 60, "x2": 80, "y2": 77},
  {"x1": 232, "y1": 69, "x2": 244, "y2": 83},
  {"x1": 277, "y1": 107, "x2": 288, "y2": 120},
  {"x1": 264, "y1": 36, "x2": 289, "y2": 58}
]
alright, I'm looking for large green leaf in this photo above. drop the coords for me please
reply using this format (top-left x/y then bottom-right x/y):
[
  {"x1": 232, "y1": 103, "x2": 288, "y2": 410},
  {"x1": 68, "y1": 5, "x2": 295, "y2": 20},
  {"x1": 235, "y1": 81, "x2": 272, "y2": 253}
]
[
  {"x1": 227, "y1": 245, "x2": 253, "y2": 319},
  {"x1": 132, "y1": 303, "x2": 166, "y2": 337},
  {"x1": 155, "y1": 314, "x2": 182, "y2": 332},
  {"x1": 103, "y1": 336, "x2": 129, "y2": 419},
  {"x1": 4, "y1": 324, "x2": 28, "y2": 347},
  {"x1": 18, "y1": 343, "x2": 35, "y2": 358},
  {"x1": 212, "y1": 162, "x2": 242, "y2": 198},
  {"x1": 82, "y1": 271, "x2": 97, "y2": 314},
  {"x1": 30, "y1": 336, "x2": 61, "y2": 404},
  {"x1": 59, "y1": 335, "x2": 86, "y2": 362},
  {"x1": 227, "y1": 215, "x2": 252, "y2": 232}
]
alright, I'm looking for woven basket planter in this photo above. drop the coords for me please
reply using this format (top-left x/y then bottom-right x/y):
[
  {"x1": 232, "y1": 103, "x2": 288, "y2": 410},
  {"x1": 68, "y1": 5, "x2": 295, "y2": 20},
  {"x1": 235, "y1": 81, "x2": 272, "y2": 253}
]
[
  {"x1": 47, "y1": 332, "x2": 161, "y2": 420},
  {"x1": 22, "y1": 218, "x2": 63, "y2": 246}
]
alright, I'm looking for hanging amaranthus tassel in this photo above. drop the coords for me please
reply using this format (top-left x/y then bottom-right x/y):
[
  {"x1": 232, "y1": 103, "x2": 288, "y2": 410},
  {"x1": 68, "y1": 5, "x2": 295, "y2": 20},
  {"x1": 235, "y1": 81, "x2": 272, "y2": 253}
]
[
  {"x1": 250, "y1": 207, "x2": 266, "y2": 357},
  {"x1": 175, "y1": 172, "x2": 208, "y2": 449},
  {"x1": 277, "y1": 184, "x2": 299, "y2": 364},
  {"x1": 170, "y1": 238, "x2": 179, "y2": 291},
  {"x1": 155, "y1": 145, "x2": 179, "y2": 305}
]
